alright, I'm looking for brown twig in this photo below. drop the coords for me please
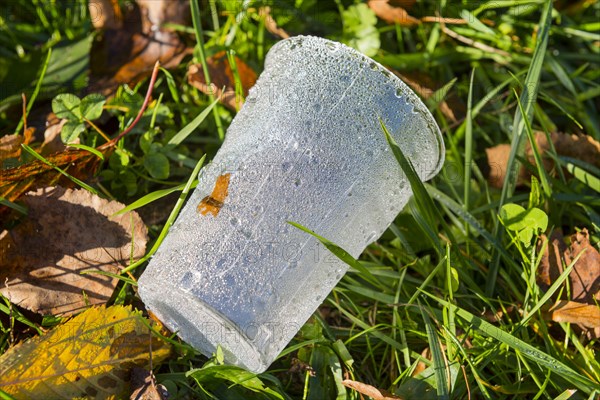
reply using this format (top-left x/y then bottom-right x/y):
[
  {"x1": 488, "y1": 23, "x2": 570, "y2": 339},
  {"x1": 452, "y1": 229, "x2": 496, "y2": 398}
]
[
  {"x1": 439, "y1": 19, "x2": 511, "y2": 58},
  {"x1": 421, "y1": 16, "x2": 467, "y2": 24},
  {"x1": 98, "y1": 60, "x2": 161, "y2": 150}
]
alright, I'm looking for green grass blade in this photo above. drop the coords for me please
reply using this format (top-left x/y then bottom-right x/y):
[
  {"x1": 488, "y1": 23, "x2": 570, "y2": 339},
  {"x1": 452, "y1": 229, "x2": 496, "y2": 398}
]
[
  {"x1": 515, "y1": 88, "x2": 552, "y2": 197},
  {"x1": 560, "y1": 158, "x2": 600, "y2": 192},
  {"x1": 0, "y1": 197, "x2": 27, "y2": 214},
  {"x1": 287, "y1": 221, "x2": 378, "y2": 284},
  {"x1": 113, "y1": 181, "x2": 198, "y2": 216},
  {"x1": 421, "y1": 307, "x2": 449, "y2": 399},
  {"x1": 20, "y1": 144, "x2": 98, "y2": 194},
  {"x1": 190, "y1": 0, "x2": 225, "y2": 140},
  {"x1": 67, "y1": 143, "x2": 104, "y2": 160},
  {"x1": 380, "y1": 119, "x2": 445, "y2": 255},
  {"x1": 168, "y1": 98, "x2": 219, "y2": 145},
  {"x1": 13, "y1": 47, "x2": 52, "y2": 135},
  {"x1": 422, "y1": 292, "x2": 600, "y2": 394},
  {"x1": 464, "y1": 69, "x2": 475, "y2": 247},
  {"x1": 553, "y1": 389, "x2": 577, "y2": 400},
  {"x1": 121, "y1": 154, "x2": 206, "y2": 273},
  {"x1": 489, "y1": 0, "x2": 554, "y2": 296}
]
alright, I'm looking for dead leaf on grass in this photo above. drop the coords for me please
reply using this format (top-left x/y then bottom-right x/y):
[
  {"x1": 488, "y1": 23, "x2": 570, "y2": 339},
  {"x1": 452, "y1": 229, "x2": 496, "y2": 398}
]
[
  {"x1": 485, "y1": 131, "x2": 600, "y2": 188},
  {"x1": 0, "y1": 305, "x2": 170, "y2": 399},
  {"x1": 130, "y1": 367, "x2": 169, "y2": 400},
  {"x1": 88, "y1": 0, "x2": 122, "y2": 30},
  {"x1": 368, "y1": 0, "x2": 420, "y2": 26},
  {"x1": 538, "y1": 228, "x2": 600, "y2": 303},
  {"x1": 538, "y1": 228, "x2": 600, "y2": 338},
  {"x1": 0, "y1": 186, "x2": 147, "y2": 316},
  {"x1": 89, "y1": 0, "x2": 190, "y2": 95},
  {"x1": 546, "y1": 300, "x2": 600, "y2": 329},
  {"x1": 188, "y1": 51, "x2": 258, "y2": 111},
  {"x1": 39, "y1": 113, "x2": 82, "y2": 156},
  {"x1": 342, "y1": 379, "x2": 404, "y2": 400},
  {"x1": 0, "y1": 128, "x2": 34, "y2": 166}
]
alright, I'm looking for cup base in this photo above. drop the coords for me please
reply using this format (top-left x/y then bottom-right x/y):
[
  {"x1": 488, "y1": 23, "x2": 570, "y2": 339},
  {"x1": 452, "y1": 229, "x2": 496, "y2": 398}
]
[{"x1": 138, "y1": 277, "x2": 269, "y2": 373}]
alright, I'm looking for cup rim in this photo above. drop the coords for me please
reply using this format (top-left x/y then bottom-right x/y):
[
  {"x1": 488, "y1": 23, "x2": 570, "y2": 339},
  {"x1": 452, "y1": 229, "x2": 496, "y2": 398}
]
[{"x1": 265, "y1": 35, "x2": 445, "y2": 181}]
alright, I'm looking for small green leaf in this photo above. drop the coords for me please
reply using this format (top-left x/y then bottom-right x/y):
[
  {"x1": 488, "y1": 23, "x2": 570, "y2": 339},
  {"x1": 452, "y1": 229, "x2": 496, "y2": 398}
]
[
  {"x1": 109, "y1": 151, "x2": 130, "y2": 169},
  {"x1": 80, "y1": 93, "x2": 106, "y2": 120},
  {"x1": 342, "y1": 3, "x2": 380, "y2": 57},
  {"x1": 143, "y1": 152, "x2": 170, "y2": 180},
  {"x1": 501, "y1": 204, "x2": 548, "y2": 232},
  {"x1": 60, "y1": 121, "x2": 85, "y2": 143},
  {"x1": 140, "y1": 131, "x2": 154, "y2": 154},
  {"x1": 52, "y1": 93, "x2": 81, "y2": 120},
  {"x1": 449, "y1": 267, "x2": 459, "y2": 293},
  {"x1": 528, "y1": 176, "x2": 544, "y2": 209},
  {"x1": 187, "y1": 365, "x2": 284, "y2": 399}
]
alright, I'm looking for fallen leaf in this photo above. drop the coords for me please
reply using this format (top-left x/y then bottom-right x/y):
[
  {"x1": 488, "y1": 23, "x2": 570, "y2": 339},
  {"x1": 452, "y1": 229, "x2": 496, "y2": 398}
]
[
  {"x1": 0, "y1": 129, "x2": 34, "y2": 167},
  {"x1": 188, "y1": 51, "x2": 258, "y2": 111},
  {"x1": 538, "y1": 228, "x2": 600, "y2": 338},
  {"x1": 485, "y1": 131, "x2": 600, "y2": 189},
  {"x1": 0, "y1": 134, "x2": 25, "y2": 162},
  {"x1": 412, "y1": 347, "x2": 431, "y2": 377},
  {"x1": 130, "y1": 367, "x2": 168, "y2": 400},
  {"x1": 89, "y1": 0, "x2": 190, "y2": 95},
  {"x1": 367, "y1": 0, "x2": 420, "y2": 26},
  {"x1": 546, "y1": 300, "x2": 600, "y2": 329},
  {"x1": 0, "y1": 186, "x2": 148, "y2": 316},
  {"x1": 0, "y1": 146, "x2": 106, "y2": 216},
  {"x1": 342, "y1": 379, "x2": 404, "y2": 400},
  {"x1": 0, "y1": 305, "x2": 171, "y2": 399},
  {"x1": 88, "y1": 0, "x2": 121, "y2": 30},
  {"x1": 538, "y1": 228, "x2": 600, "y2": 303},
  {"x1": 40, "y1": 114, "x2": 79, "y2": 155}
]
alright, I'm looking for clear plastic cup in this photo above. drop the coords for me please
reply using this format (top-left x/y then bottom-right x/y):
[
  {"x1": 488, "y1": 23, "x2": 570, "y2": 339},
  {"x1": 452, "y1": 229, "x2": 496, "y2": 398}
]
[{"x1": 138, "y1": 35, "x2": 444, "y2": 373}]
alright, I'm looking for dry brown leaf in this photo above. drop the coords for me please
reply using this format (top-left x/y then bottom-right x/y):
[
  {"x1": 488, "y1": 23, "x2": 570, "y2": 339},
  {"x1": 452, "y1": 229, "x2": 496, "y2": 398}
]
[
  {"x1": 0, "y1": 128, "x2": 34, "y2": 166},
  {"x1": 412, "y1": 347, "x2": 431, "y2": 377},
  {"x1": 546, "y1": 300, "x2": 600, "y2": 329},
  {"x1": 0, "y1": 134, "x2": 25, "y2": 162},
  {"x1": 485, "y1": 131, "x2": 600, "y2": 189},
  {"x1": 188, "y1": 51, "x2": 258, "y2": 111},
  {"x1": 89, "y1": 0, "x2": 190, "y2": 95},
  {"x1": 88, "y1": 0, "x2": 121, "y2": 30},
  {"x1": 0, "y1": 186, "x2": 147, "y2": 316},
  {"x1": 367, "y1": 0, "x2": 420, "y2": 27},
  {"x1": 538, "y1": 228, "x2": 600, "y2": 338},
  {"x1": 0, "y1": 305, "x2": 171, "y2": 399},
  {"x1": 566, "y1": 229, "x2": 600, "y2": 303},
  {"x1": 538, "y1": 228, "x2": 600, "y2": 303},
  {"x1": 342, "y1": 379, "x2": 404, "y2": 400},
  {"x1": 40, "y1": 114, "x2": 78, "y2": 155},
  {"x1": 130, "y1": 367, "x2": 169, "y2": 400},
  {"x1": 0, "y1": 147, "x2": 105, "y2": 219}
]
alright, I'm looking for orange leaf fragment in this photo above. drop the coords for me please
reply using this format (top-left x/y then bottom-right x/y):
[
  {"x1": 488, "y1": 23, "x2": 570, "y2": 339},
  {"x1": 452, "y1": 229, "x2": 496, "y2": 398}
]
[
  {"x1": 198, "y1": 173, "x2": 231, "y2": 217},
  {"x1": 367, "y1": 0, "x2": 420, "y2": 27},
  {"x1": 547, "y1": 300, "x2": 600, "y2": 329},
  {"x1": 342, "y1": 379, "x2": 404, "y2": 400}
]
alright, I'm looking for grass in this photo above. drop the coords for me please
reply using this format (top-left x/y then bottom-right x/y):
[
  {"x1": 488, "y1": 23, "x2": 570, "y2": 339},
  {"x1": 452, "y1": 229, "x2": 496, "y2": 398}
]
[{"x1": 1, "y1": 0, "x2": 600, "y2": 399}]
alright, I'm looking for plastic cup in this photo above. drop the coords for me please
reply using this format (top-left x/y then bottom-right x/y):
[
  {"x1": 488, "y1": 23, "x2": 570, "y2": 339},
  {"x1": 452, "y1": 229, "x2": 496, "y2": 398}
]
[{"x1": 138, "y1": 35, "x2": 444, "y2": 373}]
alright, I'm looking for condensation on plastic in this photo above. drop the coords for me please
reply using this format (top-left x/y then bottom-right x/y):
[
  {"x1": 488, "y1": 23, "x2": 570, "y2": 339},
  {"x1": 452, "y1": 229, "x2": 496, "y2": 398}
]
[{"x1": 138, "y1": 35, "x2": 445, "y2": 373}]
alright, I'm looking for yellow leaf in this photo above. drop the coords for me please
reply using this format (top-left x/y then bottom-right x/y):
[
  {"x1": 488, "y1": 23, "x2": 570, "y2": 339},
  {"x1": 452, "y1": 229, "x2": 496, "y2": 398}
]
[{"x1": 0, "y1": 305, "x2": 171, "y2": 399}]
